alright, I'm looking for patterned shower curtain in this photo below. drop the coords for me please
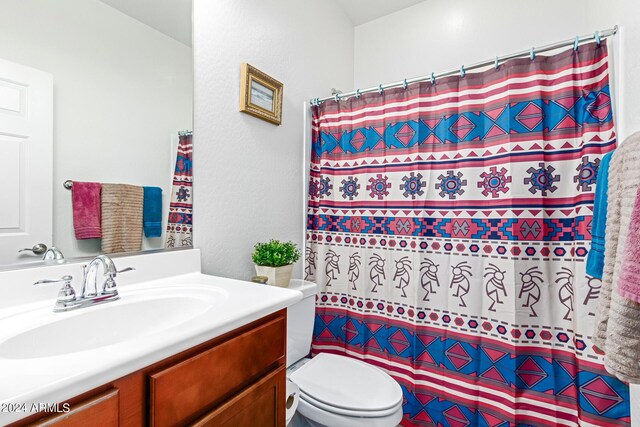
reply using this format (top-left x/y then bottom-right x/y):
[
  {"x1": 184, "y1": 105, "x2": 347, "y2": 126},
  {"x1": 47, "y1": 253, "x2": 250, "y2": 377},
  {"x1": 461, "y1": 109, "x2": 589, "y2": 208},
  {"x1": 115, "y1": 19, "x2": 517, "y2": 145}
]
[
  {"x1": 306, "y1": 41, "x2": 630, "y2": 426},
  {"x1": 165, "y1": 132, "x2": 193, "y2": 248}
]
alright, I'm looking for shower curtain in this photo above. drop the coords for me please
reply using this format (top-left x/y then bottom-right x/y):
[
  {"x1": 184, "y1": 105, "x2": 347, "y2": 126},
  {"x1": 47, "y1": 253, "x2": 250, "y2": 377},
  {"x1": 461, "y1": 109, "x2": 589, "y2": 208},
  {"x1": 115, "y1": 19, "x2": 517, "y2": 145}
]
[
  {"x1": 165, "y1": 132, "x2": 193, "y2": 248},
  {"x1": 307, "y1": 41, "x2": 630, "y2": 426}
]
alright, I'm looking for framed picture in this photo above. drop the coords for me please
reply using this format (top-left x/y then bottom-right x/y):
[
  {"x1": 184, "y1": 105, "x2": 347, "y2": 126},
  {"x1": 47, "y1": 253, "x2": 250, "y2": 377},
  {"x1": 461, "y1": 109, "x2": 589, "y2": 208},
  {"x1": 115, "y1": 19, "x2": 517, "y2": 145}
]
[{"x1": 240, "y1": 63, "x2": 283, "y2": 125}]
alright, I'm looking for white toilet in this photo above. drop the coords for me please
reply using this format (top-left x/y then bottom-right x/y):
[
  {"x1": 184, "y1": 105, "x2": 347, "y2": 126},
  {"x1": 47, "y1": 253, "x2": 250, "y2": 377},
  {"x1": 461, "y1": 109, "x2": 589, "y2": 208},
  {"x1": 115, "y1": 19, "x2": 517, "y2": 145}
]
[{"x1": 285, "y1": 280, "x2": 403, "y2": 427}]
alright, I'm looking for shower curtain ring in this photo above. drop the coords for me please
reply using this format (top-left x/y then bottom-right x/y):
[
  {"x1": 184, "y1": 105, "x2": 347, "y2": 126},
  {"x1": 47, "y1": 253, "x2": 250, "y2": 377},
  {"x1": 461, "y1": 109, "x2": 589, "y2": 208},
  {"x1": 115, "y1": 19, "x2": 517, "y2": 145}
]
[
  {"x1": 378, "y1": 84, "x2": 383, "y2": 94},
  {"x1": 574, "y1": 35, "x2": 579, "y2": 51},
  {"x1": 594, "y1": 30, "x2": 602, "y2": 45},
  {"x1": 460, "y1": 65, "x2": 466, "y2": 78},
  {"x1": 430, "y1": 72, "x2": 435, "y2": 84},
  {"x1": 530, "y1": 47, "x2": 535, "y2": 60},
  {"x1": 334, "y1": 93, "x2": 340, "y2": 102},
  {"x1": 494, "y1": 56, "x2": 499, "y2": 70},
  {"x1": 403, "y1": 79, "x2": 408, "y2": 90},
  {"x1": 355, "y1": 89, "x2": 361, "y2": 99}
]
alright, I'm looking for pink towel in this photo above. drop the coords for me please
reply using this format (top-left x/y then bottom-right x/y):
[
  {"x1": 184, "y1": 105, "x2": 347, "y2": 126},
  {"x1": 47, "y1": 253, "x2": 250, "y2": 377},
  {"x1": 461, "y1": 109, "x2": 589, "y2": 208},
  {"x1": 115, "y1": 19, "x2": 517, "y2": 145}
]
[
  {"x1": 618, "y1": 187, "x2": 640, "y2": 303},
  {"x1": 72, "y1": 182, "x2": 102, "y2": 239}
]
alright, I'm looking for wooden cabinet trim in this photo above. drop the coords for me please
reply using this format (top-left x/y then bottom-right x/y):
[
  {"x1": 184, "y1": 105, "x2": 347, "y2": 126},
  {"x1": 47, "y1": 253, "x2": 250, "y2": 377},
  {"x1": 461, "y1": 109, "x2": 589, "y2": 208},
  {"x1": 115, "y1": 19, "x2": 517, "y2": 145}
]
[{"x1": 29, "y1": 389, "x2": 119, "y2": 427}]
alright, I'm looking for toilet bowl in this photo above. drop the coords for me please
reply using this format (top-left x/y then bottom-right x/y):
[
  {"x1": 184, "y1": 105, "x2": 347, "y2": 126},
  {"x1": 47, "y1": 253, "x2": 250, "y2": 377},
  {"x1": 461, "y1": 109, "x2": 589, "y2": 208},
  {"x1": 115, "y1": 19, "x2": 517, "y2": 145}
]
[
  {"x1": 285, "y1": 280, "x2": 403, "y2": 427},
  {"x1": 288, "y1": 353, "x2": 403, "y2": 427}
]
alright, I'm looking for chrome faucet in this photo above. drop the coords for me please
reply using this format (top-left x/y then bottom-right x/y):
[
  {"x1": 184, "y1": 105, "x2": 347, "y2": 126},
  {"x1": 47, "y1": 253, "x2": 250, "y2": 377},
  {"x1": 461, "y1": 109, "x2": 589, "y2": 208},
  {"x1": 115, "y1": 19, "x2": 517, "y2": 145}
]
[
  {"x1": 34, "y1": 255, "x2": 134, "y2": 312},
  {"x1": 81, "y1": 255, "x2": 134, "y2": 299}
]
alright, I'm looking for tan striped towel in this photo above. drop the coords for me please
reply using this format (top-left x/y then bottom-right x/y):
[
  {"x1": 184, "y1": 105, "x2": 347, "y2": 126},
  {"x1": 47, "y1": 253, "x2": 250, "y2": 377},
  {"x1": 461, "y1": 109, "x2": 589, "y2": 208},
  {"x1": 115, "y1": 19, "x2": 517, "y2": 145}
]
[{"x1": 101, "y1": 184, "x2": 143, "y2": 254}]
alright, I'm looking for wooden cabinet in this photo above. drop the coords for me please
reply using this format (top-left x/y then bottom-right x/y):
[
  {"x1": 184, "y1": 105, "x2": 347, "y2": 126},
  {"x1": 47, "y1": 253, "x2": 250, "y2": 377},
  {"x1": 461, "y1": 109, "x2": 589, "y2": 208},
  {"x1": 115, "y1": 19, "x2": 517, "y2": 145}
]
[
  {"x1": 149, "y1": 315, "x2": 285, "y2": 426},
  {"x1": 192, "y1": 366, "x2": 285, "y2": 427},
  {"x1": 11, "y1": 310, "x2": 287, "y2": 427}
]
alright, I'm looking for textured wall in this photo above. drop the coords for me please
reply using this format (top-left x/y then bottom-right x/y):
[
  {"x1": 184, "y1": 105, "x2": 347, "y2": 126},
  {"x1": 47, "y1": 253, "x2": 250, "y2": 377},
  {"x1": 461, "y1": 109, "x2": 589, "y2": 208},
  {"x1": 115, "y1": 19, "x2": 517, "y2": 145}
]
[
  {"x1": 192, "y1": 0, "x2": 354, "y2": 280},
  {"x1": 352, "y1": 0, "x2": 640, "y2": 138}
]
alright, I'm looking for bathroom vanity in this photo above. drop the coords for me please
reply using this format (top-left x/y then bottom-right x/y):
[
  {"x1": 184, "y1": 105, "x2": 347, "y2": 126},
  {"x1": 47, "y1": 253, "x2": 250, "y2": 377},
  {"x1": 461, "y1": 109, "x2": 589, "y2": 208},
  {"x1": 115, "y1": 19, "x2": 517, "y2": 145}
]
[
  {"x1": 0, "y1": 249, "x2": 301, "y2": 426},
  {"x1": 10, "y1": 310, "x2": 286, "y2": 426}
]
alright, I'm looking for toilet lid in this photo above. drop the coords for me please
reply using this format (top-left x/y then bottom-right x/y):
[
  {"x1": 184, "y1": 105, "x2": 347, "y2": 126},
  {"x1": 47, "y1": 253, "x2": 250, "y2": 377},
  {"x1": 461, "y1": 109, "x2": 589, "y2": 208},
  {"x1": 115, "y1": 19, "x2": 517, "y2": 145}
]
[{"x1": 290, "y1": 353, "x2": 403, "y2": 413}]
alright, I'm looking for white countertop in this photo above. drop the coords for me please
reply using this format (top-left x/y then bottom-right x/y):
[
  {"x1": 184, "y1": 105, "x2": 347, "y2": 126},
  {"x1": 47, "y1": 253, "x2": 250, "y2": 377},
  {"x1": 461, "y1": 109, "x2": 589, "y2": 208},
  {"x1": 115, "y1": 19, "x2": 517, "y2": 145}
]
[{"x1": 0, "y1": 271, "x2": 302, "y2": 424}]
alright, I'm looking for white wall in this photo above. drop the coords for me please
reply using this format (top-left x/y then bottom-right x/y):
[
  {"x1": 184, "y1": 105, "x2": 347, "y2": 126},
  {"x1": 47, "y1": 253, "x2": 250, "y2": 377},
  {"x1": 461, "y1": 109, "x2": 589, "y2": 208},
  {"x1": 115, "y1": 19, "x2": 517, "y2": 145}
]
[
  {"x1": 192, "y1": 0, "x2": 353, "y2": 280},
  {"x1": 355, "y1": 0, "x2": 595, "y2": 87},
  {"x1": 354, "y1": 0, "x2": 640, "y2": 421},
  {"x1": 354, "y1": 0, "x2": 640, "y2": 138},
  {"x1": 0, "y1": 0, "x2": 193, "y2": 260}
]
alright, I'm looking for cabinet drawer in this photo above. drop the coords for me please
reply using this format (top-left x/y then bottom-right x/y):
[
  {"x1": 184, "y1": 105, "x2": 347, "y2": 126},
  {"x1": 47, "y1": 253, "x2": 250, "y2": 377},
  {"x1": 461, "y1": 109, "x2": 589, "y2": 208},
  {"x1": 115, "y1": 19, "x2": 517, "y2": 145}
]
[
  {"x1": 192, "y1": 366, "x2": 285, "y2": 427},
  {"x1": 29, "y1": 389, "x2": 118, "y2": 427},
  {"x1": 149, "y1": 314, "x2": 286, "y2": 426}
]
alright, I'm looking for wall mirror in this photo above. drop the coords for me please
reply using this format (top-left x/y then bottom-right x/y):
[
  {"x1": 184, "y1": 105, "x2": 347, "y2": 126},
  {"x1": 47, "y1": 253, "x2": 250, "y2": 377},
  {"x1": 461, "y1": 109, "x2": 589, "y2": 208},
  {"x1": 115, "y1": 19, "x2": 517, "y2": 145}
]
[{"x1": 0, "y1": 0, "x2": 193, "y2": 267}]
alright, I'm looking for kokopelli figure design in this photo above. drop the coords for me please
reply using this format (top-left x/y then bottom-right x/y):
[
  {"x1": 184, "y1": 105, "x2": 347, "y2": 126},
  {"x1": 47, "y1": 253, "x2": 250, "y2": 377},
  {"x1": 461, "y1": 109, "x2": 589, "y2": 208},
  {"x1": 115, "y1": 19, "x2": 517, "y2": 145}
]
[
  {"x1": 584, "y1": 276, "x2": 602, "y2": 316},
  {"x1": 420, "y1": 259, "x2": 440, "y2": 302},
  {"x1": 518, "y1": 267, "x2": 542, "y2": 317},
  {"x1": 556, "y1": 267, "x2": 574, "y2": 321},
  {"x1": 484, "y1": 263, "x2": 507, "y2": 312},
  {"x1": 450, "y1": 261, "x2": 473, "y2": 307},
  {"x1": 369, "y1": 254, "x2": 386, "y2": 293},
  {"x1": 324, "y1": 250, "x2": 341, "y2": 287},
  {"x1": 304, "y1": 247, "x2": 317, "y2": 280},
  {"x1": 347, "y1": 253, "x2": 361, "y2": 290},
  {"x1": 393, "y1": 256, "x2": 412, "y2": 298}
]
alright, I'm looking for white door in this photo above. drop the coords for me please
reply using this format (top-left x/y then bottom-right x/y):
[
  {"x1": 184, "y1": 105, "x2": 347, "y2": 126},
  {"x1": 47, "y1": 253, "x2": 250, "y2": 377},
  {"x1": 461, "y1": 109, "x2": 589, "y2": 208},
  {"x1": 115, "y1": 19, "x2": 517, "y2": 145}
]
[{"x1": 0, "y1": 58, "x2": 53, "y2": 265}]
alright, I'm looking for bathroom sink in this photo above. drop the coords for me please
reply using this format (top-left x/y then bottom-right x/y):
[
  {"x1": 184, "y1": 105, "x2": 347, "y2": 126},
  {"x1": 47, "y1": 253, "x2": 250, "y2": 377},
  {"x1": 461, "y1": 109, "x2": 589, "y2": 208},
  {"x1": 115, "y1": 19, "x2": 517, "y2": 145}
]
[{"x1": 0, "y1": 286, "x2": 227, "y2": 359}]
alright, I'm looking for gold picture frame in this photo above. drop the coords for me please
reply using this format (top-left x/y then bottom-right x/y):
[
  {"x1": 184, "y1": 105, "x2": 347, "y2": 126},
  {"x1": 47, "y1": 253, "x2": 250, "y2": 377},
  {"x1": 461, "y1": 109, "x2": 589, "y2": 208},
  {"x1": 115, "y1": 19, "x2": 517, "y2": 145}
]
[{"x1": 240, "y1": 63, "x2": 283, "y2": 125}]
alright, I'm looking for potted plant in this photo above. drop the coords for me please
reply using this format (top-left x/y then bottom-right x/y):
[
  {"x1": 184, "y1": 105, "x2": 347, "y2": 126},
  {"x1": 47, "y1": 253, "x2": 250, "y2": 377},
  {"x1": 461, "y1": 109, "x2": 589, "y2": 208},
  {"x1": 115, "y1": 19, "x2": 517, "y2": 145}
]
[{"x1": 252, "y1": 239, "x2": 301, "y2": 287}]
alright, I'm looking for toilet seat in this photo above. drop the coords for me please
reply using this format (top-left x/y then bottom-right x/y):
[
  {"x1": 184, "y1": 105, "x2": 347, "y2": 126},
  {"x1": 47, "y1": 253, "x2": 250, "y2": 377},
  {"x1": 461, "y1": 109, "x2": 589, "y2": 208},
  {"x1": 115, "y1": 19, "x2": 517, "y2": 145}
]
[
  {"x1": 298, "y1": 389, "x2": 400, "y2": 418},
  {"x1": 290, "y1": 353, "x2": 403, "y2": 418}
]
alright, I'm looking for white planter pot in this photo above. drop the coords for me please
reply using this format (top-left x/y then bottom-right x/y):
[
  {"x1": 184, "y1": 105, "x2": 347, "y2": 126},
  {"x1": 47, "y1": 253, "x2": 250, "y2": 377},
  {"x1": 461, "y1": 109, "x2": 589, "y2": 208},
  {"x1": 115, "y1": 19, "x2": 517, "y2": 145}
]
[{"x1": 254, "y1": 264, "x2": 294, "y2": 287}]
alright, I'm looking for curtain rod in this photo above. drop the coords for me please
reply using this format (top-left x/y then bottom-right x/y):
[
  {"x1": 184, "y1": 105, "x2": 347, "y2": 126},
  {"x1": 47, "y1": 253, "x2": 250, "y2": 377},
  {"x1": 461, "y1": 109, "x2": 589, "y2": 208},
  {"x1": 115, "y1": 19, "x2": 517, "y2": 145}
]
[{"x1": 311, "y1": 26, "x2": 618, "y2": 105}]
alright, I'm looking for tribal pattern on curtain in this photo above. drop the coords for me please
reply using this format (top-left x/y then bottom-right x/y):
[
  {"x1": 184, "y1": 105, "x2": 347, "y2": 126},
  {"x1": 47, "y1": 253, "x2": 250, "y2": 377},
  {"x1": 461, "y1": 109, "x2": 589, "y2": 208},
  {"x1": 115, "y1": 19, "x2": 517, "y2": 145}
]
[
  {"x1": 165, "y1": 132, "x2": 193, "y2": 248},
  {"x1": 307, "y1": 41, "x2": 630, "y2": 426}
]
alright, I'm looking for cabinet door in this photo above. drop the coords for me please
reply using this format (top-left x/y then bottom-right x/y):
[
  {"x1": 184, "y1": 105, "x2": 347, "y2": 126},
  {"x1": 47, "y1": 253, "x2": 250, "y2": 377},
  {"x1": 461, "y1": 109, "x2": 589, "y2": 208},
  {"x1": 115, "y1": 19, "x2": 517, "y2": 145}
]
[
  {"x1": 29, "y1": 389, "x2": 118, "y2": 427},
  {"x1": 149, "y1": 314, "x2": 285, "y2": 426},
  {"x1": 192, "y1": 366, "x2": 285, "y2": 427}
]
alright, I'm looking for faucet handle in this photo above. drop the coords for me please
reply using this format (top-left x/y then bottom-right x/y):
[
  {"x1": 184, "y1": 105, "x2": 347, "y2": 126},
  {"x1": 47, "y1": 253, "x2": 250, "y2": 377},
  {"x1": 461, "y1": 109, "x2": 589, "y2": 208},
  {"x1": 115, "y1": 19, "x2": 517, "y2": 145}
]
[
  {"x1": 34, "y1": 275, "x2": 73, "y2": 286},
  {"x1": 102, "y1": 266, "x2": 134, "y2": 295},
  {"x1": 34, "y1": 275, "x2": 77, "y2": 304}
]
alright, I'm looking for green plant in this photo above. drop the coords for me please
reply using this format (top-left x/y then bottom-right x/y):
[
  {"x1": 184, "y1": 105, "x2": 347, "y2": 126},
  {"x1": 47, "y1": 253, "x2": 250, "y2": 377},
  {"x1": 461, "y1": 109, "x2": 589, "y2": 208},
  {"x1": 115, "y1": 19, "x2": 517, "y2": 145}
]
[{"x1": 252, "y1": 239, "x2": 301, "y2": 267}]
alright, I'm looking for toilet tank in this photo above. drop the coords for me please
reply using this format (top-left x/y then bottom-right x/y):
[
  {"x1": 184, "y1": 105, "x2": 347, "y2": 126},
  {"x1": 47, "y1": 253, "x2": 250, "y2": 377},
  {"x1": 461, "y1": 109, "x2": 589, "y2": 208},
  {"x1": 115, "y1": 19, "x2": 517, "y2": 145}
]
[{"x1": 286, "y1": 280, "x2": 318, "y2": 367}]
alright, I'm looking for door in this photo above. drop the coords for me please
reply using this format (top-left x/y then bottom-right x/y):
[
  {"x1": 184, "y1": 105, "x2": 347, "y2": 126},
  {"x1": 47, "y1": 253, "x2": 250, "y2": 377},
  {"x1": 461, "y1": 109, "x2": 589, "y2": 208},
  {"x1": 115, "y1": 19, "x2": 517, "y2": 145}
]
[{"x1": 0, "y1": 57, "x2": 53, "y2": 265}]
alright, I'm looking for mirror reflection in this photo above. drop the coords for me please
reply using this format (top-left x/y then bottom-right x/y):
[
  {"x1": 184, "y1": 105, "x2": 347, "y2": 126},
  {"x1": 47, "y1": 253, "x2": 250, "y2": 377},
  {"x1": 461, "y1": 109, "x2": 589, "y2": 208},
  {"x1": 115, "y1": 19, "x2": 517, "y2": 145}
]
[{"x1": 0, "y1": 0, "x2": 193, "y2": 267}]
